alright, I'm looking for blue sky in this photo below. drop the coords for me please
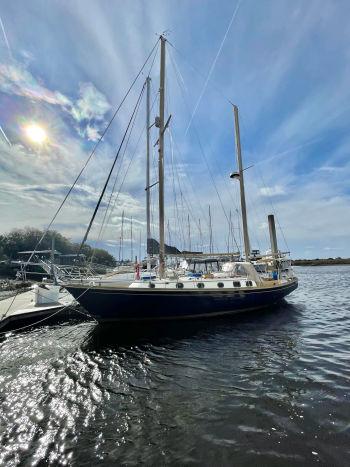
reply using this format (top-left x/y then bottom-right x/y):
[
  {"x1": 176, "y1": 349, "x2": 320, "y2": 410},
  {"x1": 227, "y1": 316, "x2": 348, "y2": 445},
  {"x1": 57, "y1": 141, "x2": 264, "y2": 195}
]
[{"x1": 0, "y1": 0, "x2": 349, "y2": 259}]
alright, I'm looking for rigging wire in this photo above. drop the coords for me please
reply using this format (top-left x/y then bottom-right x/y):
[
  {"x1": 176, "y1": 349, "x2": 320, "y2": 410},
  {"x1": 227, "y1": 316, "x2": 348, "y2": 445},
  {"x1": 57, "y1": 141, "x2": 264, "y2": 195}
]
[
  {"x1": 99, "y1": 83, "x2": 160, "y2": 249},
  {"x1": 164, "y1": 71, "x2": 207, "y2": 249},
  {"x1": 169, "y1": 132, "x2": 186, "y2": 249},
  {"x1": 168, "y1": 41, "x2": 246, "y2": 252},
  {"x1": 23, "y1": 38, "x2": 160, "y2": 269},
  {"x1": 255, "y1": 165, "x2": 290, "y2": 252},
  {"x1": 169, "y1": 48, "x2": 240, "y2": 252},
  {"x1": 0, "y1": 39, "x2": 159, "y2": 335},
  {"x1": 78, "y1": 43, "x2": 161, "y2": 265},
  {"x1": 168, "y1": 131, "x2": 202, "y2": 236},
  {"x1": 173, "y1": 52, "x2": 243, "y2": 248},
  {"x1": 181, "y1": 0, "x2": 242, "y2": 135},
  {"x1": 237, "y1": 108, "x2": 290, "y2": 253},
  {"x1": 94, "y1": 84, "x2": 147, "y2": 249},
  {"x1": 79, "y1": 82, "x2": 147, "y2": 252}
]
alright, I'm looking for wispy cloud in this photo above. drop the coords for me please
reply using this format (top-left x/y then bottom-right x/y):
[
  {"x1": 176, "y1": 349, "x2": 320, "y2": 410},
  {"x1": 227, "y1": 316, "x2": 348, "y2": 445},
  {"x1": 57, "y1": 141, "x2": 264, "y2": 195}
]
[
  {"x1": 0, "y1": 13, "x2": 12, "y2": 60},
  {"x1": 0, "y1": 60, "x2": 111, "y2": 142},
  {"x1": 259, "y1": 185, "x2": 286, "y2": 198},
  {"x1": 71, "y1": 82, "x2": 110, "y2": 122},
  {"x1": 0, "y1": 0, "x2": 350, "y2": 259},
  {"x1": 0, "y1": 61, "x2": 71, "y2": 106},
  {"x1": 0, "y1": 125, "x2": 11, "y2": 145}
]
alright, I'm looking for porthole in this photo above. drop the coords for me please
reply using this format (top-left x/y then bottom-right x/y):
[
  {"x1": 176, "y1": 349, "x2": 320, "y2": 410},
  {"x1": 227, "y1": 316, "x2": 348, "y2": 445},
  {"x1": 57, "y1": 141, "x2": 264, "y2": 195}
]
[
  {"x1": 233, "y1": 281, "x2": 241, "y2": 288},
  {"x1": 176, "y1": 282, "x2": 184, "y2": 289},
  {"x1": 149, "y1": 282, "x2": 155, "y2": 288},
  {"x1": 197, "y1": 282, "x2": 204, "y2": 289},
  {"x1": 246, "y1": 280, "x2": 253, "y2": 287},
  {"x1": 217, "y1": 282, "x2": 224, "y2": 288}
]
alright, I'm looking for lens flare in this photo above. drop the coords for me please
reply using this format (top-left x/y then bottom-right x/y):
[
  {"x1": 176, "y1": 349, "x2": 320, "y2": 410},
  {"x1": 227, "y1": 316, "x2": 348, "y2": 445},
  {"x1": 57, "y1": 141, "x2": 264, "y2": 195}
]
[{"x1": 25, "y1": 124, "x2": 47, "y2": 144}]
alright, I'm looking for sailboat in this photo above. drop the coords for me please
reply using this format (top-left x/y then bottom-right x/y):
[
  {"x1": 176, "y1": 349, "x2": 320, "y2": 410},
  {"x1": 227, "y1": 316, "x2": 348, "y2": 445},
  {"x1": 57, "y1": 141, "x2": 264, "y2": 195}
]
[{"x1": 63, "y1": 36, "x2": 298, "y2": 322}]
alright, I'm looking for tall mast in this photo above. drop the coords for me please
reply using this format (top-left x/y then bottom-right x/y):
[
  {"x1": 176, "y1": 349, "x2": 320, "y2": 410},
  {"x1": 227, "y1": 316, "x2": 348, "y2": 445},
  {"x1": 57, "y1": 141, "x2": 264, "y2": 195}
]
[
  {"x1": 158, "y1": 36, "x2": 166, "y2": 277},
  {"x1": 187, "y1": 213, "x2": 191, "y2": 252},
  {"x1": 146, "y1": 77, "x2": 151, "y2": 263},
  {"x1": 233, "y1": 105, "x2": 250, "y2": 260}
]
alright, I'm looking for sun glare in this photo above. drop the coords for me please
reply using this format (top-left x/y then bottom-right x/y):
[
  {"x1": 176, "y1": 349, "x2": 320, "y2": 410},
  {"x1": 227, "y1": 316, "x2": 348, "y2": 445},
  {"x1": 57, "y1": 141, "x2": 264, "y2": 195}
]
[{"x1": 25, "y1": 124, "x2": 47, "y2": 144}]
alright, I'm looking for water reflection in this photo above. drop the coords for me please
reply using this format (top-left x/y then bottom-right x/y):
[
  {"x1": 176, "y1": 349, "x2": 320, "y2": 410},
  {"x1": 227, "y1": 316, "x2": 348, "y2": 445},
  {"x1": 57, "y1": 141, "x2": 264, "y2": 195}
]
[
  {"x1": 83, "y1": 301, "x2": 302, "y2": 351},
  {"x1": 1, "y1": 267, "x2": 350, "y2": 465}
]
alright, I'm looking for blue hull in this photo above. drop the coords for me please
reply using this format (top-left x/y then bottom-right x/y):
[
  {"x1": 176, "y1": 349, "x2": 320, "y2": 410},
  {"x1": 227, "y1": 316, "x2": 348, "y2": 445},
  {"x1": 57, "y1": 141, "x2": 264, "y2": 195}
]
[{"x1": 65, "y1": 279, "x2": 298, "y2": 322}]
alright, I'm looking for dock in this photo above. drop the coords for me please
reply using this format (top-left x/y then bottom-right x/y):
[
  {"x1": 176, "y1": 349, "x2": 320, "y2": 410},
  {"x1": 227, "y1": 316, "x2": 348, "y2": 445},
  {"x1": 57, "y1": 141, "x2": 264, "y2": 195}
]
[{"x1": 0, "y1": 286, "x2": 85, "y2": 332}]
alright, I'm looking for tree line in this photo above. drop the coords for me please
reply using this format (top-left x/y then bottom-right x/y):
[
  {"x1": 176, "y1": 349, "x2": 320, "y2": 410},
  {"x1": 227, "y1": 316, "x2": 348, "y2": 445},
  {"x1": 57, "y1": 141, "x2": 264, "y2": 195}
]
[{"x1": 0, "y1": 227, "x2": 116, "y2": 267}]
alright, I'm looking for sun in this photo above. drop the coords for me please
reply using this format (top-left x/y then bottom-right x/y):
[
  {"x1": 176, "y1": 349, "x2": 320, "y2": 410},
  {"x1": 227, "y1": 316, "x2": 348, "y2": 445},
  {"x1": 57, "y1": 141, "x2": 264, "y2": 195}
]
[{"x1": 25, "y1": 124, "x2": 47, "y2": 144}]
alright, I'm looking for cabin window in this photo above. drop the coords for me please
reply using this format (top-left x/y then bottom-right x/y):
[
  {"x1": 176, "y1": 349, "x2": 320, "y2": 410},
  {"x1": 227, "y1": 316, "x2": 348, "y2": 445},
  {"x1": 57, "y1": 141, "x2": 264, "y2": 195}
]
[
  {"x1": 197, "y1": 283, "x2": 204, "y2": 289},
  {"x1": 176, "y1": 282, "x2": 184, "y2": 289},
  {"x1": 149, "y1": 282, "x2": 155, "y2": 288},
  {"x1": 233, "y1": 281, "x2": 241, "y2": 287},
  {"x1": 234, "y1": 264, "x2": 248, "y2": 277},
  {"x1": 217, "y1": 282, "x2": 224, "y2": 288},
  {"x1": 246, "y1": 280, "x2": 253, "y2": 287}
]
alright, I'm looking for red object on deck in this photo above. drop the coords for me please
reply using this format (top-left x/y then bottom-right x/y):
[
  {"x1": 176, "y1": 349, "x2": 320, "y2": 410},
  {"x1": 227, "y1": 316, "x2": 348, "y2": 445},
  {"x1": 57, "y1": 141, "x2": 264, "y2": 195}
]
[{"x1": 135, "y1": 263, "x2": 140, "y2": 280}]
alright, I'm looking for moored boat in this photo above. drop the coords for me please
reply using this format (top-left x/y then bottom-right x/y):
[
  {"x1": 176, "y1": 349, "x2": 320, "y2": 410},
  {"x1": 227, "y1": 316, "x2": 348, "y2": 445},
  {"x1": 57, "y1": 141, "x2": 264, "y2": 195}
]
[{"x1": 63, "y1": 35, "x2": 298, "y2": 322}]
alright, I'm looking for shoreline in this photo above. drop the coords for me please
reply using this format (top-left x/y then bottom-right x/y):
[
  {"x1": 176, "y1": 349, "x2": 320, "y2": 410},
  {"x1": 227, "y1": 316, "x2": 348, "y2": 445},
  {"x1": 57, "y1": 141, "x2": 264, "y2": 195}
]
[{"x1": 292, "y1": 259, "x2": 350, "y2": 266}]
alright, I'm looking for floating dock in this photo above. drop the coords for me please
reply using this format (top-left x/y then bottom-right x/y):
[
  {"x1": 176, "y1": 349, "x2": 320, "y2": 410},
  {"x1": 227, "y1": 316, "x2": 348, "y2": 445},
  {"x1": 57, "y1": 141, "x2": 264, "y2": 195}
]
[{"x1": 0, "y1": 285, "x2": 84, "y2": 332}]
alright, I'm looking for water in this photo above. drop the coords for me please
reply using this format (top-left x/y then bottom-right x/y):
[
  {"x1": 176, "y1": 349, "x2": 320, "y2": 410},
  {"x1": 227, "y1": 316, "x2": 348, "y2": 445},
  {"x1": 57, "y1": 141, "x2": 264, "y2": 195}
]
[{"x1": 0, "y1": 266, "x2": 349, "y2": 466}]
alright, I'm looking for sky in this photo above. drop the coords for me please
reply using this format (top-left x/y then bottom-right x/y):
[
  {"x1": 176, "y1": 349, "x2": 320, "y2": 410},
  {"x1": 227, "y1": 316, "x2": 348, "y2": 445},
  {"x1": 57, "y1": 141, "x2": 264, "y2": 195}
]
[{"x1": 0, "y1": 0, "x2": 350, "y2": 260}]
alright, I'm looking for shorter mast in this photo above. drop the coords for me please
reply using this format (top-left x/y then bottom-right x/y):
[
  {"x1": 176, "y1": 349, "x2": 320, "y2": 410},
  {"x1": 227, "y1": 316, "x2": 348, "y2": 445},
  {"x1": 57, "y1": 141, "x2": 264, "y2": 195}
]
[{"x1": 233, "y1": 105, "x2": 250, "y2": 260}]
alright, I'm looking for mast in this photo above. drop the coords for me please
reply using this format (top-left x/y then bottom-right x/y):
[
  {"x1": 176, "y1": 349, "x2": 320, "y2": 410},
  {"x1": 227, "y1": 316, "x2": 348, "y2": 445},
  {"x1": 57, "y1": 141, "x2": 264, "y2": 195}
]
[
  {"x1": 139, "y1": 229, "x2": 142, "y2": 264},
  {"x1": 227, "y1": 209, "x2": 232, "y2": 253},
  {"x1": 158, "y1": 36, "x2": 166, "y2": 277},
  {"x1": 167, "y1": 219, "x2": 171, "y2": 247},
  {"x1": 268, "y1": 214, "x2": 278, "y2": 257},
  {"x1": 233, "y1": 105, "x2": 250, "y2": 260},
  {"x1": 130, "y1": 216, "x2": 133, "y2": 263},
  {"x1": 208, "y1": 205, "x2": 213, "y2": 254},
  {"x1": 199, "y1": 218, "x2": 203, "y2": 252},
  {"x1": 146, "y1": 76, "x2": 151, "y2": 270},
  {"x1": 118, "y1": 210, "x2": 125, "y2": 263},
  {"x1": 50, "y1": 233, "x2": 57, "y2": 284},
  {"x1": 187, "y1": 213, "x2": 191, "y2": 252}
]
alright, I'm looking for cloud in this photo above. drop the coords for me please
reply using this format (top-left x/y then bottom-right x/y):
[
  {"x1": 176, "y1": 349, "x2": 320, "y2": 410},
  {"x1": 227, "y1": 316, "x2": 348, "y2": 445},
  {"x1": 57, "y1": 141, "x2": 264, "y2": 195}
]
[
  {"x1": 70, "y1": 82, "x2": 110, "y2": 122},
  {"x1": 0, "y1": 62, "x2": 71, "y2": 107},
  {"x1": 1, "y1": 0, "x2": 350, "y2": 259},
  {"x1": 85, "y1": 125, "x2": 101, "y2": 142},
  {"x1": 259, "y1": 185, "x2": 285, "y2": 197},
  {"x1": 0, "y1": 60, "x2": 111, "y2": 142}
]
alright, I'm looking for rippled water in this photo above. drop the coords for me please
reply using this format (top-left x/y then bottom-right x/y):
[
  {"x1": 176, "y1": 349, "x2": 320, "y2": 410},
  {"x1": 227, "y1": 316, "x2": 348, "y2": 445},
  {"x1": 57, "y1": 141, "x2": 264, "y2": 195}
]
[{"x1": 0, "y1": 266, "x2": 349, "y2": 466}]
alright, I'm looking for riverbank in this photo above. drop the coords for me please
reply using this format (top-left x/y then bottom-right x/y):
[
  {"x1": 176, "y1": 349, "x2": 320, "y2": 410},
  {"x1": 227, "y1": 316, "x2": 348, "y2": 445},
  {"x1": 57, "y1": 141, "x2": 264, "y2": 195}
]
[{"x1": 293, "y1": 258, "x2": 350, "y2": 266}]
